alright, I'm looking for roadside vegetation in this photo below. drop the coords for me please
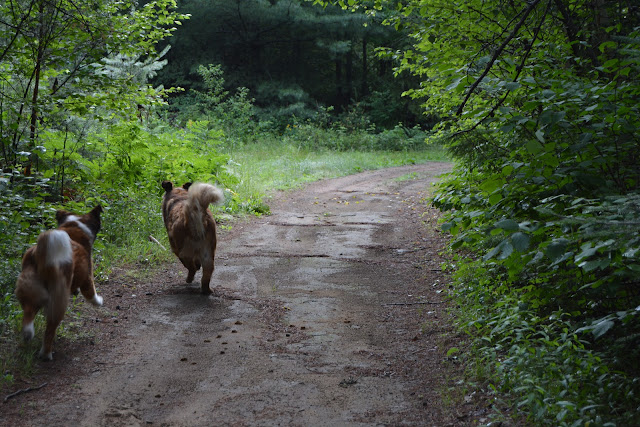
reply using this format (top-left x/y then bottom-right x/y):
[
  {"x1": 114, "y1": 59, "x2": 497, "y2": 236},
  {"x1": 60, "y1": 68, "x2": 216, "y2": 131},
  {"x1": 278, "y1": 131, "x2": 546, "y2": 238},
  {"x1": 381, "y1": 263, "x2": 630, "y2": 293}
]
[
  {"x1": 2, "y1": 0, "x2": 639, "y2": 425},
  {"x1": 329, "y1": 0, "x2": 639, "y2": 425}
]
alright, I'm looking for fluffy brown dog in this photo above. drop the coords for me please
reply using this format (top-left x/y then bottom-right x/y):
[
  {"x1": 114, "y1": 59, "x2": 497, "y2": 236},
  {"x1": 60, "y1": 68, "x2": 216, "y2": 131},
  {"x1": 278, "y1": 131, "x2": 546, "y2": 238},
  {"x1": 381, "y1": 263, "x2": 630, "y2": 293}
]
[
  {"x1": 162, "y1": 181, "x2": 224, "y2": 294},
  {"x1": 14, "y1": 206, "x2": 104, "y2": 360}
]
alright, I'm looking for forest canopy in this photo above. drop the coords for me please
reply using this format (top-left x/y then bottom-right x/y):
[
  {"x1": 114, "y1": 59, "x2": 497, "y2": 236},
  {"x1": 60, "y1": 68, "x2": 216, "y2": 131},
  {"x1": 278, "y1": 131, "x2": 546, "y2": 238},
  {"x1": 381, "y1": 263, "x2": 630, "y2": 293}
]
[{"x1": 152, "y1": 0, "x2": 430, "y2": 129}]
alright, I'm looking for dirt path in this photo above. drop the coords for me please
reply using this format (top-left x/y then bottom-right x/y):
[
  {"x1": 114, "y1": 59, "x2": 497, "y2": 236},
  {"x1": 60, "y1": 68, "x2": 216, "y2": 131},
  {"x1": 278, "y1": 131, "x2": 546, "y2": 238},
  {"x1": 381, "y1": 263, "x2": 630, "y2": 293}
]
[{"x1": 2, "y1": 163, "x2": 487, "y2": 426}]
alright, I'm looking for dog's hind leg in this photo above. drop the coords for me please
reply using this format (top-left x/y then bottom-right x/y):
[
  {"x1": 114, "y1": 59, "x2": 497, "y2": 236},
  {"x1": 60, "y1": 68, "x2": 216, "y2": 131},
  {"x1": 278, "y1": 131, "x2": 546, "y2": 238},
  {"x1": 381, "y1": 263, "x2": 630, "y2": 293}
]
[
  {"x1": 20, "y1": 303, "x2": 40, "y2": 342},
  {"x1": 41, "y1": 311, "x2": 64, "y2": 361},
  {"x1": 200, "y1": 255, "x2": 214, "y2": 295},
  {"x1": 15, "y1": 268, "x2": 48, "y2": 342},
  {"x1": 200, "y1": 238, "x2": 217, "y2": 295},
  {"x1": 200, "y1": 266, "x2": 213, "y2": 294},
  {"x1": 41, "y1": 267, "x2": 72, "y2": 361},
  {"x1": 180, "y1": 257, "x2": 198, "y2": 283}
]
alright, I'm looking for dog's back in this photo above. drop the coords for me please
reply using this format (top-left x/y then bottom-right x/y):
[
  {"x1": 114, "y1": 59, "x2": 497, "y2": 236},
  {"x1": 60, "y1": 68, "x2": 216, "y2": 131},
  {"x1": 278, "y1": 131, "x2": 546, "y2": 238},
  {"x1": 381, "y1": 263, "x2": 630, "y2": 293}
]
[{"x1": 56, "y1": 205, "x2": 103, "y2": 252}]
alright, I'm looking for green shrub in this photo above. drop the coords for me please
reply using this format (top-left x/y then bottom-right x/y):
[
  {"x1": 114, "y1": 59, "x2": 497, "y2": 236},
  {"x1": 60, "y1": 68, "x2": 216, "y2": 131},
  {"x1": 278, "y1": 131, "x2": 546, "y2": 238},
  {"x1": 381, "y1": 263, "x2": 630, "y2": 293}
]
[
  {"x1": 429, "y1": 25, "x2": 640, "y2": 425},
  {"x1": 449, "y1": 261, "x2": 640, "y2": 426}
]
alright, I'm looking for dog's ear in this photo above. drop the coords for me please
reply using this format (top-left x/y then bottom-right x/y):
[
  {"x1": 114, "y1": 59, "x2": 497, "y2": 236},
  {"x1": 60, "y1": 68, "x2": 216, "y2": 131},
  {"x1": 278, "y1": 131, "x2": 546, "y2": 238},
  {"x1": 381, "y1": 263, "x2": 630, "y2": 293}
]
[
  {"x1": 55, "y1": 210, "x2": 71, "y2": 225},
  {"x1": 182, "y1": 182, "x2": 192, "y2": 190},
  {"x1": 90, "y1": 205, "x2": 103, "y2": 217},
  {"x1": 162, "y1": 181, "x2": 174, "y2": 192}
]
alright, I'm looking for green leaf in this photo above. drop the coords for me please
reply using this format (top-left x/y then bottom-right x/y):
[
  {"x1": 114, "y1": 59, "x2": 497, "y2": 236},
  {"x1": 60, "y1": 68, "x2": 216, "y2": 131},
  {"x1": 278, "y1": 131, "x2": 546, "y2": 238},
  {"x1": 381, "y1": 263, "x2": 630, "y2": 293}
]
[
  {"x1": 446, "y1": 78, "x2": 463, "y2": 92},
  {"x1": 575, "y1": 244, "x2": 598, "y2": 262},
  {"x1": 579, "y1": 258, "x2": 610, "y2": 272},
  {"x1": 545, "y1": 238, "x2": 570, "y2": 261},
  {"x1": 498, "y1": 241, "x2": 514, "y2": 260},
  {"x1": 592, "y1": 319, "x2": 615, "y2": 339},
  {"x1": 501, "y1": 165, "x2": 514, "y2": 176},
  {"x1": 488, "y1": 192, "x2": 503, "y2": 205},
  {"x1": 480, "y1": 178, "x2": 502, "y2": 193},
  {"x1": 525, "y1": 140, "x2": 543, "y2": 154},
  {"x1": 504, "y1": 81, "x2": 520, "y2": 91},
  {"x1": 511, "y1": 232, "x2": 530, "y2": 252},
  {"x1": 441, "y1": 222, "x2": 454, "y2": 231},
  {"x1": 495, "y1": 219, "x2": 519, "y2": 231},
  {"x1": 484, "y1": 239, "x2": 514, "y2": 261},
  {"x1": 484, "y1": 244, "x2": 502, "y2": 260}
]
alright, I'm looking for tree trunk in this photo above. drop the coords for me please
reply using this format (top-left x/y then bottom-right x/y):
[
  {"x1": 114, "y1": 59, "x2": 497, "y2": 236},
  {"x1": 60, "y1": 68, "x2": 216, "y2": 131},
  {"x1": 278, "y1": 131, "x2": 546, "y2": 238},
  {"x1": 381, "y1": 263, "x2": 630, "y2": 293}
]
[
  {"x1": 29, "y1": 0, "x2": 47, "y2": 148},
  {"x1": 554, "y1": 0, "x2": 598, "y2": 67},
  {"x1": 335, "y1": 57, "x2": 344, "y2": 109},
  {"x1": 346, "y1": 42, "x2": 353, "y2": 102},
  {"x1": 29, "y1": 57, "x2": 42, "y2": 147},
  {"x1": 361, "y1": 38, "x2": 368, "y2": 97}
]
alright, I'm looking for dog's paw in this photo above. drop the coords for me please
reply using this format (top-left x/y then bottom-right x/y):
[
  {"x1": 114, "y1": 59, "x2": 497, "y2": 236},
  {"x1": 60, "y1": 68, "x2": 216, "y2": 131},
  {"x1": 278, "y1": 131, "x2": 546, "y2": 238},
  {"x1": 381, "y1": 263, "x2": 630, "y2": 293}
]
[
  {"x1": 201, "y1": 286, "x2": 213, "y2": 295},
  {"x1": 39, "y1": 347, "x2": 53, "y2": 361},
  {"x1": 22, "y1": 322, "x2": 35, "y2": 342},
  {"x1": 91, "y1": 294, "x2": 104, "y2": 306}
]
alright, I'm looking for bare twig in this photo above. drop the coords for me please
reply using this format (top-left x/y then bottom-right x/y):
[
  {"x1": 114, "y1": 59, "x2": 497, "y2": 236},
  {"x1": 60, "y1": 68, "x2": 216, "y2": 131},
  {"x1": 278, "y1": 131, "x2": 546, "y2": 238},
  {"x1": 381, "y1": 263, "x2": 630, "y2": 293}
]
[
  {"x1": 412, "y1": 347, "x2": 437, "y2": 355},
  {"x1": 3, "y1": 382, "x2": 48, "y2": 403},
  {"x1": 148, "y1": 235, "x2": 167, "y2": 251}
]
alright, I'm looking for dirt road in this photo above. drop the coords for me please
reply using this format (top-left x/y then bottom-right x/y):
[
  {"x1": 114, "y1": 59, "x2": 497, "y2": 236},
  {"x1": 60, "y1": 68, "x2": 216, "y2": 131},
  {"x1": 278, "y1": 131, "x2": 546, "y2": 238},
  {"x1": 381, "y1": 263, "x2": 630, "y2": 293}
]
[{"x1": 2, "y1": 163, "x2": 487, "y2": 426}]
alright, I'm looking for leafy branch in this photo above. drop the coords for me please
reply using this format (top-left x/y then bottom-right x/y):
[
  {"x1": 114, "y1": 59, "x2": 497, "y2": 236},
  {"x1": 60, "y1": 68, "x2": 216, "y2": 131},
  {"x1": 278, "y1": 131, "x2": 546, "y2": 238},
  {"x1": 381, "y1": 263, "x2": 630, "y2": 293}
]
[{"x1": 455, "y1": 0, "x2": 543, "y2": 116}]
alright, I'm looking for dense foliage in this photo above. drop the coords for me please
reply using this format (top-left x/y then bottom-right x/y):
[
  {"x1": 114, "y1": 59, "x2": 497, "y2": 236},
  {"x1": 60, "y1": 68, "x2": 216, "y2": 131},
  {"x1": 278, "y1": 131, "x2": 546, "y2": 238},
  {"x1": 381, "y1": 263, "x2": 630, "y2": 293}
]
[
  {"x1": 152, "y1": 0, "x2": 434, "y2": 130},
  {"x1": 324, "y1": 0, "x2": 640, "y2": 424}
]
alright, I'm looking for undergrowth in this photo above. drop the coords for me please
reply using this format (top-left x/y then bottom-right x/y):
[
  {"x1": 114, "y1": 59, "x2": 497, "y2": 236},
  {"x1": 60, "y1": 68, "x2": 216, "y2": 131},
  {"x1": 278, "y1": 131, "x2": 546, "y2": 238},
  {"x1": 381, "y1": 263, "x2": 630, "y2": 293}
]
[{"x1": 444, "y1": 255, "x2": 640, "y2": 426}]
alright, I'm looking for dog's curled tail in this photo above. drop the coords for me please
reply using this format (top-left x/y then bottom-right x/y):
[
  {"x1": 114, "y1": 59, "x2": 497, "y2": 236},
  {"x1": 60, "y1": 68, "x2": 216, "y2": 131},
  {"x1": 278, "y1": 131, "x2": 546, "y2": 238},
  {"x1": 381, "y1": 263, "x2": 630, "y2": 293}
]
[
  {"x1": 185, "y1": 183, "x2": 224, "y2": 239},
  {"x1": 187, "y1": 182, "x2": 224, "y2": 210},
  {"x1": 35, "y1": 230, "x2": 74, "y2": 328}
]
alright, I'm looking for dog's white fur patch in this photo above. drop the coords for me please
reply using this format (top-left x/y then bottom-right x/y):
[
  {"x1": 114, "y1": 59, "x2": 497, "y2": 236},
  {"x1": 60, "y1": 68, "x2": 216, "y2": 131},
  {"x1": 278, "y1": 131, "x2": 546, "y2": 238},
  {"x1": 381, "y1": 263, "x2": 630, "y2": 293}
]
[
  {"x1": 39, "y1": 347, "x2": 53, "y2": 361},
  {"x1": 91, "y1": 294, "x2": 103, "y2": 306},
  {"x1": 63, "y1": 215, "x2": 95, "y2": 241},
  {"x1": 45, "y1": 230, "x2": 73, "y2": 266},
  {"x1": 22, "y1": 321, "x2": 35, "y2": 341}
]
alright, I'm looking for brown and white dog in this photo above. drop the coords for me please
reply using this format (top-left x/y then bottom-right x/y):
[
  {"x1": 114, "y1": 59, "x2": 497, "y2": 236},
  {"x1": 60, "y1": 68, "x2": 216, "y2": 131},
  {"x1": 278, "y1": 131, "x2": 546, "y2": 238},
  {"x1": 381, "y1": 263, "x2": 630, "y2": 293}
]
[
  {"x1": 161, "y1": 181, "x2": 224, "y2": 294},
  {"x1": 14, "y1": 206, "x2": 104, "y2": 360}
]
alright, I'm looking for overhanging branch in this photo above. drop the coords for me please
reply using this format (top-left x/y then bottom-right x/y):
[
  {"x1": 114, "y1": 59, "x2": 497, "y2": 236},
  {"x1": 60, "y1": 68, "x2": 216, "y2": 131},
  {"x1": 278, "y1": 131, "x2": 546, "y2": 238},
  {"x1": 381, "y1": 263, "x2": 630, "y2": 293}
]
[{"x1": 455, "y1": 0, "x2": 543, "y2": 116}]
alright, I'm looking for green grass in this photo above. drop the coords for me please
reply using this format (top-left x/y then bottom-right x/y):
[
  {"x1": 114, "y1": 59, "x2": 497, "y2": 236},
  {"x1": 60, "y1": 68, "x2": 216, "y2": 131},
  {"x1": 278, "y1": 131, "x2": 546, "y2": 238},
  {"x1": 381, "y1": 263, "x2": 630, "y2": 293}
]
[{"x1": 224, "y1": 138, "x2": 449, "y2": 197}]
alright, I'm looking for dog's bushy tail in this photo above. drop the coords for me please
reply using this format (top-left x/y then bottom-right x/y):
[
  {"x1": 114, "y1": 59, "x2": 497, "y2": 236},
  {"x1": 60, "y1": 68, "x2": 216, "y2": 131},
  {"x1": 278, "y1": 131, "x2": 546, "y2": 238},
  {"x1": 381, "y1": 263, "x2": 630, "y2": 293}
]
[
  {"x1": 185, "y1": 183, "x2": 224, "y2": 238},
  {"x1": 188, "y1": 183, "x2": 224, "y2": 208},
  {"x1": 35, "y1": 230, "x2": 74, "y2": 324}
]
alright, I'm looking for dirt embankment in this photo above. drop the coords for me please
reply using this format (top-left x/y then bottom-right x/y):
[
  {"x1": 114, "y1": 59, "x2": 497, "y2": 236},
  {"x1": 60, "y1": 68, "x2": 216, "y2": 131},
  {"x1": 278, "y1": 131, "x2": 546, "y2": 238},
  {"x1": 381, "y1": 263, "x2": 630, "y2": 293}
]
[{"x1": 2, "y1": 163, "x2": 491, "y2": 426}]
